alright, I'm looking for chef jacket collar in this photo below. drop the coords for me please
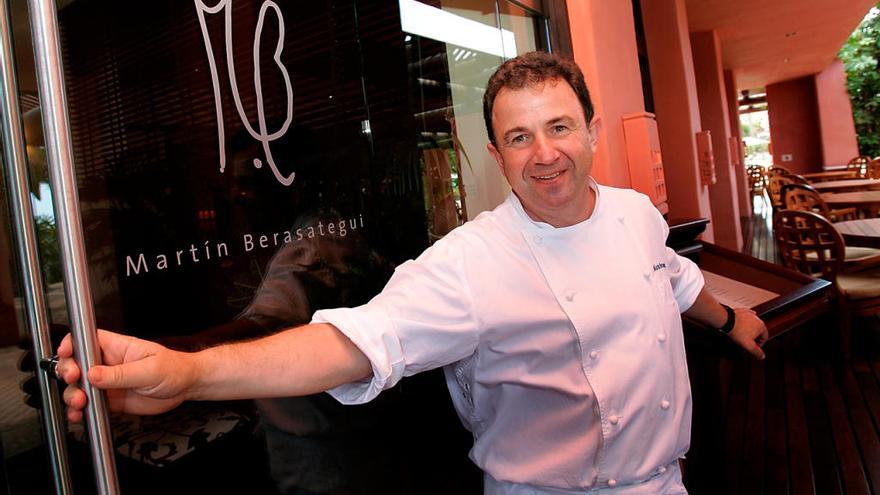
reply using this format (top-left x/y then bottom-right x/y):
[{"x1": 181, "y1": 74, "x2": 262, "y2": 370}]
[{"x1": 506, "y1": 176, "x2": 603, "y2": 233}]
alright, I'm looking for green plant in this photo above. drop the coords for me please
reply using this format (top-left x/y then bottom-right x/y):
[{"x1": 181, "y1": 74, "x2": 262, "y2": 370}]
[
  {"x1": 35, "y1": 215, "x2": 62, "y2": 284},
  {"x1": 840, "y1": 5, "x2": 880, "y2": 157},
  {"x1": 746, "y1": 143, "x2": 769, "y2": 155}
]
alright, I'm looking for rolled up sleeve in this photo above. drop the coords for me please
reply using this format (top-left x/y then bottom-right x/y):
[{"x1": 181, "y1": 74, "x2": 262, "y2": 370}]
[
  {"x1": 312, "y1": 304, "x2": 405, "y2": 404},
  {"x1": 312, "y1": 232, "x2": 481, "y2": 404}
]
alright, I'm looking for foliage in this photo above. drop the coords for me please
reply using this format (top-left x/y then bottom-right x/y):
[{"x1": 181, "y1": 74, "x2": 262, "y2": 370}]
[
  {"x1": 840, "y1": 5, "x2": 880, "y2": 157},
  {"x1": 35, "y1": 215, "x2": 63, "y2": 284},
  {"x1": 746, "y1": 142, "x2": 769, "y2": 155}
]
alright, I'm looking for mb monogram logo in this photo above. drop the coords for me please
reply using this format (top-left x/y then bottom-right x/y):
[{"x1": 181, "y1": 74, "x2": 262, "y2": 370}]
[{"x1": 195, "y1": 0, "x2": 296, "y2": 186}]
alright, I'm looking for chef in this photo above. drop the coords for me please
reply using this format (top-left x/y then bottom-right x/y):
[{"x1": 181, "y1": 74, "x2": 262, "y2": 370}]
[{"x1": 56, "y1": 51, "x2": 768, "y2": 494}]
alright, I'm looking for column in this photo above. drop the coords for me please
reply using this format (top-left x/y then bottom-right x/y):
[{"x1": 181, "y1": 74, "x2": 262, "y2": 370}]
[
  {"x1": 691, "y1": 30, "x2": 742, "y2": 250},
  {"x1": 566, "y1": 0, "x2": 645, "y2": 188},
  {"x1": 766, "y1": 76, "x2": 823, "y2": 174},
  {"x1": 814, "y1": 59, "x2": 860, "y2": 167},
  {"x1": 640, "y1": 0, "x2": 714, "y2": 240},
  {"x1": 724, "y1": 69, "x2": 750, "y2": 218}
]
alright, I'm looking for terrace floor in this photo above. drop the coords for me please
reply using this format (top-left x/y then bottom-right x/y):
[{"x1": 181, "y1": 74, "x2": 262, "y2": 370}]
[{"x1": 685, "y1": 195, "x2": 880, "y2": 494}]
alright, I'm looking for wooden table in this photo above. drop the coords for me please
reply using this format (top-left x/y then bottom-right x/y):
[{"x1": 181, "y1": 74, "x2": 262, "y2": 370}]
[
  {"x1": 802, "y1": 170, "x2": 858, "y2": 182},
  {"x1": 822, "y1": 190, "x2": 880, "y2": 210},
  {"x1": 811, "y1": 178, "x2": 880, "y2": 193},
  {"x1": 834, "y1": 218, "x2": 880, "y2": 248}
]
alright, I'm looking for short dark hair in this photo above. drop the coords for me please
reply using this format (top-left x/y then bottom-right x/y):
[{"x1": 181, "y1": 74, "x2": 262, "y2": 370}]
[{"x1": 483, "y1": 51, "x2": 594, "y2": 145}]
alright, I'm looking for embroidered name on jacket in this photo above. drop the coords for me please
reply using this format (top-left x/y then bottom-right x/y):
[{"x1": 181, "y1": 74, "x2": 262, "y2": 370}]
[{"x1": 653, "y1": 263, "x2": 667, "y2": 271}]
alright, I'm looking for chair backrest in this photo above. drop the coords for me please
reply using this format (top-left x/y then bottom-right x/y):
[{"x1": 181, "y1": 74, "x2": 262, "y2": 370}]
[
  {"x1": 746, "y1": 165, "x2": 766, "y2": 193},
  {"x1": 768, "y1": 166, "x2": 791, "y2": 177},
  {"x1": 768, "y1": 175, "x2": 793, "y2": 209},
  {"x1": 789, "y1": 174, "x2": 809, "y2": 185},
  {"x1": 782, "y1": 183, "x2": 832, "y2": 219},
  {"x1": 847, "y1": 155, "x2": 871, "y2": 178},
  {"x1": 868, "y1": 158, "x2": 880, "y2": 180},
  {"x1": 773, "y1": 210, "x2": 844, "y2": 281}
]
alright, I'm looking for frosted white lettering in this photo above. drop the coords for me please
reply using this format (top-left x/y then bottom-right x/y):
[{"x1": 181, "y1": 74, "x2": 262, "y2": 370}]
[
  {"x1": 126, "y1": 254, "x2": 148, "y2": 276},
  {"x1": 194, "y1": 0, "x2": 295, "y2": 186}
]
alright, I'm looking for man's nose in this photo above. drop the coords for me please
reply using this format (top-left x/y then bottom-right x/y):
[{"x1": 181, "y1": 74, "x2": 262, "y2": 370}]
[{"x1": 532, "y1": 133, "x2": 560, "y2": 164}]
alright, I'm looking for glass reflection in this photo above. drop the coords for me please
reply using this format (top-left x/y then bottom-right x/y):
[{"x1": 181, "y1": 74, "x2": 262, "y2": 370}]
[
  {"x1": 1, "y1": 0, "x2": 545, "y2": 492},
  {"x1": 0, "y1": 145, "x2": 51, "y2": 494}
]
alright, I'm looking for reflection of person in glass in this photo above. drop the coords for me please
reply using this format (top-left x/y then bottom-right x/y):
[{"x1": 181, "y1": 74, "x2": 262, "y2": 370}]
[
  {"x1": 163, "y1": 207, "x2": 391, "y2": 495},
  {"x1": 58, "y1": 52, "x2": 768, "y2": 494},
  {"x1": 239, "y1": 209, "x2": 389, "y2": 495}
]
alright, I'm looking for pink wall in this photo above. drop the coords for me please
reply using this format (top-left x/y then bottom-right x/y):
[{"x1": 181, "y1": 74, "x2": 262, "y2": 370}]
[
  {"x1": 766, "y1": 76, "x2": 823, "y2": 174},
  {"x1": 639, "y1": 0, "x2": 713, "y2": 240},
  {"x1": 691, "y1": 30, "x2": 743, "y2": 250},
  {"x1": 814, "y1": 59, "x2": 860, "y2": 166},
  {"x1": 724, "y1": 69, "x2": 751, "y2": 219},
  {"x1": 566, "y1": 0, "x2": 645, "y2": 188}
]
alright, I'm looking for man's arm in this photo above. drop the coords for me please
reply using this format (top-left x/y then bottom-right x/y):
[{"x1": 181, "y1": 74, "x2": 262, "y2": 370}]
[
  {"x1": 683, "y1": 287, "x2": 769, "y2": 360},
  {"x1": 57, "y1": 324, "x2": 371, "y2": 422}
]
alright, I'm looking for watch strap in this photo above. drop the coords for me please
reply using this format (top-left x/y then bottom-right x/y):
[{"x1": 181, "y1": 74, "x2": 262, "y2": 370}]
[{"x1": 718, "y1": 304, "x2": 736, "y2": 335}]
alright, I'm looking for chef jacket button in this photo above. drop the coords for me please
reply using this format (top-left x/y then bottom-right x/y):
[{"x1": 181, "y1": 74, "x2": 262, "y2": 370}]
[
  {"x1": 660, "y1": 400, "x2": 670, "y2": 410},
  {"x1": 608, "y1": 479, "x2": 617, "y2": 487},
  {"x1": 658, "y1": 465, "x2": 667, "y2": 474},
  {"x1": 657, "y1": 333, "x2": 667, "y2": 342},
  {"x1": 589, "y1": 350, "x2": 598, "y2": 359},
  {"x1": 609, "y1": 414, "x2": 620, "y2": 425},
  {"x1": 564, "y1": 290, "x2": 575, "y2": 302},
  {"x1": 534, "y1": 235, "x2": 543, "y2": 245},
  {"x1": 643, "y1": 270, "x2": 651, "y2": 279},
  {"x1": 617, "y1": 215, "x2": 625, "y2": 223}
]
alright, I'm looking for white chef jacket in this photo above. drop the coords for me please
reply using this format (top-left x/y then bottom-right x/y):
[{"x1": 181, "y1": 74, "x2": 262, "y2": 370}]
[{"x1": 312, "y1": 179, "x2": 704, "y2": 494}]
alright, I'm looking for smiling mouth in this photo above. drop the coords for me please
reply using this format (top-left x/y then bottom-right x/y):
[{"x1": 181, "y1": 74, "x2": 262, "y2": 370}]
[{"x1": 533, "y1": 171, "x2": 563, "y2": 181}]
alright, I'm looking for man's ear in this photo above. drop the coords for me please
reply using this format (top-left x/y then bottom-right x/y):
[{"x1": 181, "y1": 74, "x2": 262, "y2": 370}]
[
  {"x1": 587, "y1": 117, "x2": 602, "y2": 153},
  {"x1": 487, "y1": 142, "x2": 505, "y2": 172}
]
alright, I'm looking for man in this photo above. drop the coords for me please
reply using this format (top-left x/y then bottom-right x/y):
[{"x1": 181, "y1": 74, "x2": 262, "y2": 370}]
[{"x1": 58, "y1": 52, "x2": 767, "y2": 494}]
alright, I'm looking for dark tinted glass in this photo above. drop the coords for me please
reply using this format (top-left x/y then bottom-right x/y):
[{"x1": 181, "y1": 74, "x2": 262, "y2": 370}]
[{"x1": 2, "y1": 0, "x2": 545, "y2": 492}]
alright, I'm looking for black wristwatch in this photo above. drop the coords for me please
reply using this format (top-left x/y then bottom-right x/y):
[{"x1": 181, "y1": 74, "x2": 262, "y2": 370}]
[{"x1": 717, "y1": 304, "x2": 736, "y2": 335}]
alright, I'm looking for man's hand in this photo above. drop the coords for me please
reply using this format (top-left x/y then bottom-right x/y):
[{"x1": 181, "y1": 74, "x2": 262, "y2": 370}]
[
  {"x1": 57, "y1": 330, "x2": 195, "y2": 422},
  {"x1": 57, "y1": 323, "x2": 371, "y2": 421},
  {"x1": 684, "y1": 288, "x2": 770, "y2": 360},
  {"x1": 726, "y1": 308, "x2": 769, "y2": 360}
]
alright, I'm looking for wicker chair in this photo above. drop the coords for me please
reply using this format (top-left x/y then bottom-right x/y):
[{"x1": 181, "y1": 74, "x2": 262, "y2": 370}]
[
  {"x1": 781, "y1": 183, "x2": 857, "y2": 222},
  {"x1": 767, "y1": 166, "x2": 791, "y2": 177},
  {"x1": 782, "y1": 183, "x2": 880, "y2": 264},
  {"x1": 847, "y1": 155, "x2": 872, "y2": 178},
  {"x1": 746, "y1": 165, "x2": 767, "y2": 202},
  {"x1": 788, "y1": 174, "x2": 809, "y2": 185},
  {"x1": 774, "y1": 210, "x2": 880, "y2": 355},
  {"x1": 867, "y1": 158, "x2": 880, "y2": 180},
  {"x1": 767, "y1": 175, "x2": 793, "y2": 210}
]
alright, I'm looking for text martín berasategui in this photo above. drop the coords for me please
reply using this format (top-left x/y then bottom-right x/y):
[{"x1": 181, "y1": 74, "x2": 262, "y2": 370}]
[{"x1": 123, "y1": 214, "x2": 365, "y2": 278}]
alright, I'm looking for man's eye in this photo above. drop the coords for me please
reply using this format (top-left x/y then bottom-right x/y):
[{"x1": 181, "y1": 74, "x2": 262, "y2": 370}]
[
  {"x1": 510, "y1": 135, "x2": 527, "y2": 144},
  {"x1": 552, "y1": 125, "x2": 569, "y2": 134}
]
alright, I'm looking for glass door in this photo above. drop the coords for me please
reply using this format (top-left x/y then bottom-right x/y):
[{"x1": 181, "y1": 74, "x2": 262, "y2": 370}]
[{"x1": 0, "y1": 0, "x2": 553, "y2": 493}]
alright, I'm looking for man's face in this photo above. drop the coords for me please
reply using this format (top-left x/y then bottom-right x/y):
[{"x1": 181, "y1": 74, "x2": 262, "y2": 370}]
[{"x1": 487, "y1": 79, "x2": 599, "y2": 227}]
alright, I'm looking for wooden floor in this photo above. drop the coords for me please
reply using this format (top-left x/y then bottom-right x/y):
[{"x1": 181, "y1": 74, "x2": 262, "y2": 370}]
[
  {"x1": 742, "y1": 194, "x2": 781, "y2": 265},
  {"x1": 689, "y1": 194, "x2": 880, "y2": 494}
]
